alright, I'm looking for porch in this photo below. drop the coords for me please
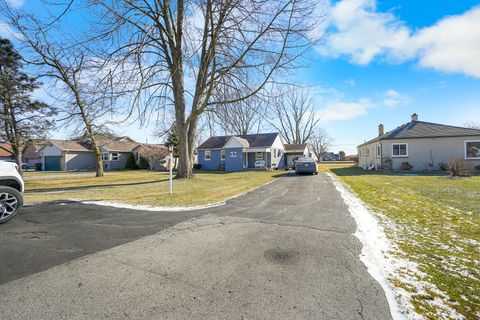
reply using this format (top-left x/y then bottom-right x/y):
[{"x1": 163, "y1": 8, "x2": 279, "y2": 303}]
[{"x1": 242, "y1": 148, "x2": 271, "y2": 170}]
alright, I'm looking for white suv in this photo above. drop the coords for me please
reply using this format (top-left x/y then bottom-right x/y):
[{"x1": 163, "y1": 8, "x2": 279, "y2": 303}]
[{"x1": 0, "y1": 160, "x2": 24, "y2": 224}]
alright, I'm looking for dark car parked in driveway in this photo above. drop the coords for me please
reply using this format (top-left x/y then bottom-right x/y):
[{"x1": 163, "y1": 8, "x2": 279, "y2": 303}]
[{"x1": 295, "y1": 157, "x2": 318, "y2": 175}]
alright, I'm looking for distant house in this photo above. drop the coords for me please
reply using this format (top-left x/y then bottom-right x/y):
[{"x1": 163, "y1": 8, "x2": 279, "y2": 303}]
[
  {"x1": 133, "y1": 143, "x2": 169, "y2": 170},
  {"x1": 357, "y1": 113, "x2": 480, "y2": 170},
  {"x1": 0, "y1": 144, "x2": 14, "y2": 161},
  {"x1": 41, "y1": 134, "x2": 167, "y2": 171},
  {"x1": 284, "y1": 143, "x2": 309, "y2": 168},
  {"x1": 197, "y1": 132, "x2": 285, "y2": 172}
]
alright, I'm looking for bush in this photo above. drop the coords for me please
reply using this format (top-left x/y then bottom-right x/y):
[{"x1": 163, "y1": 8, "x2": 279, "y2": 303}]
[
  {"x1": 138, "y1": 156, "x2": 150, "y2": 170},
  {"x1": 218, "y1": 163, "x2": 225, "y2": 172},
  {"x1": 193, "y1": 163, "x2": 201, "y2": 170},
  {"x1": 439, "y1": 162, "x2": 448, "y2": 171},
  {"x1": 399, "y1": 162, "x2": 413, "y2": 170},
  {"x1": 474, "y1": 165, "x2": 480, "y2": 172},
  {"x1": 124, "y1": 153, "x2": 138, "y2": 170},
  {"x1": 447, "y1": 158, "x2": 474, "y2": 177}
]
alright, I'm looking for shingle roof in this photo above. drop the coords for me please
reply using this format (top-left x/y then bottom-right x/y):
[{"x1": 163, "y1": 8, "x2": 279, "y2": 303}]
[
  {"x1": 0, "y1": 143, "x2": 13, "y2": 157},
  {"x1": 49, "y1": 139, "x2": 91, "y2": 152},
  {"x1": 99, "y1": 136, "x2": 139, "y2": 152},
  {"x1": 197, "y1": 133, "x2": 279, "y2": 149},
  {"x1": 284, "y1": 143, "x2": 307, "y2": 152},
  {"x1": 358, "y1": 121, "x2": 480, "y2": 147}
]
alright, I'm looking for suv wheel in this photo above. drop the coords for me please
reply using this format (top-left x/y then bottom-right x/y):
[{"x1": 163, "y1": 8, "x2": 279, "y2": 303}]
[{"x1": 0, "y1": 186, "x2": 23, "y2": 224}]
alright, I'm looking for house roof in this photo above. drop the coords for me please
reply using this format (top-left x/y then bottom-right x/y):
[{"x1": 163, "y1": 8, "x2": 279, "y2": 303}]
[
  {"x1": 98, "y1": 136, "x2": 139, "y2": 152},
  {"x1": 358, "y1": 121, "x2": 480, "y2": 147},
  {"x1": 49, "y1": 139, "x2": 91, "y2": 152},
  {"x1": 284, "y1": 143, "x2": 307, "y2": 152},
  {"x1": 133, "y1": 144, "x2": 169, "y2": 158},
  {"x1": 197, "y1": 132, "x2": 279, "y2": 149},
  {"x1": 0, "y1": 143, "x2": 13, "y2": 157}
]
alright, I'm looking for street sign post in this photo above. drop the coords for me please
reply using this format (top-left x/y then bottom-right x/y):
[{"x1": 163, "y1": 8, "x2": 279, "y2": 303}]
[{"x1": 168, "y1": 145, "x2": 173, "y2": 194}]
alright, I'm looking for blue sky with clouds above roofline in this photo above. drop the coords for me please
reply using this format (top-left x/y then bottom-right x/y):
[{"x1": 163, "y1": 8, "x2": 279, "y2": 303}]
[{"x1": 1, "y1": 0, "x2": 479, "y2": 154}]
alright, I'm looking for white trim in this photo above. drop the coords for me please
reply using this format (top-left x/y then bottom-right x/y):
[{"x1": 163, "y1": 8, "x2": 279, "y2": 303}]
[
  {"x1": 391, "y1": 143, "x2": 408, "y2": 157},
  {"x1": 204, "y1": 150, "x2": 211, "y2": 161},
  {"x1": 465, "y1": 140, "x2": 480, "y2": 159},
  {"x1": 110, "y1": 152, "x2": 120, "y2": 161},
  {"x1": 102, "y1": 152, "x2": 109, "y2": 161}
]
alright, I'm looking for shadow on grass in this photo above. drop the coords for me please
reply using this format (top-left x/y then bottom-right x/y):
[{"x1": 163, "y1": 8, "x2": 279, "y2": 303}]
[
  {"x1": 330, "y1": 166, "x2": 452, "y2": 177},
  {"x1": 27, "y1": 178, "x2": 170, "y2": 193}
]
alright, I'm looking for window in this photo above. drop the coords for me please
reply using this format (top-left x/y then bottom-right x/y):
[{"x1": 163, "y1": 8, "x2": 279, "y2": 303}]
[
  {"x1": 376, "y1": 145, "x2": 381, "y2": 158},
  {"x1": 204, "y1": 150, "x2": 211, "y2": 160},
  {"x1": 358, "y1": 150, "x2": 362, "y2": 157},
  {"x1": 277, "y1": 149, "x2": 282, "y2": 157},
  {"x1": 221, "y1": 149, "x2": 225, "y2": 160},
  {"x1": 230, "y1": 151, "x2": 237, "y2": 158},
  {"x1": 111, "y1": 152, "x2": 119, "y2": 161},
  {"x1": 102, "y1": 153, "x2": 109, "y2": 161},
  {"x1": 366, "y1": 148, "x2": 370, "y2": 156},
  {"x1": 465, "y1": 140, "x2": 480, "y2": 159},
  {"x1": 392, "y1": 143, "x2": 408, "y2": 157},
  {"x1": 256, "y1": 152, "x2": 264, "y2": 160}
]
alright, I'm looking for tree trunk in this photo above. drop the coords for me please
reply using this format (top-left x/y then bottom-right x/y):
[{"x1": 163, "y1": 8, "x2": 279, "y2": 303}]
[
  {"x1": 175, "y1": 125, "x2": 192, "y2": 178},
  {"x1": 14, "y1": 148, "x2": 23, "y2": 175}
]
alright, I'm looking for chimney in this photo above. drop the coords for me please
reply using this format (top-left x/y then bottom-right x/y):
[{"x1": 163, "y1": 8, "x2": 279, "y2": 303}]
[
  {"x1": 411, "y1": 113, "x2": 418, "y2": 121},
  {"x1": 378, "y1": 124, "x2": 384, "y2": 136}
]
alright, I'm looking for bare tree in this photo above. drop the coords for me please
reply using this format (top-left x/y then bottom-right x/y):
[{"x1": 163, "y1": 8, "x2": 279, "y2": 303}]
[
  {"x1": 309, "y1": 129, "x2": 331, "y2": 161},
  {"x1": 464, "y1": 121, "x2": 480, "y2": 130},
  {"x1": 89, "y1": 0, "x2": 320, "y2": 178},
  {"x1": 211, "y1": 96, "x2": 266, "y2": 135},
  {"x1": 268, "y1": 85, "x2": 319, "y2": 144},
  {"x1": 1, "y1": 1, "x2": 124, "y2": 177}
]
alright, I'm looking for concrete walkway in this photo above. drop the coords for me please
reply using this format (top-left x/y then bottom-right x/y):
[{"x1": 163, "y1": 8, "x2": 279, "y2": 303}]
[{"x1": 0, "y1": 173, "x2": 392, "y2": 319}]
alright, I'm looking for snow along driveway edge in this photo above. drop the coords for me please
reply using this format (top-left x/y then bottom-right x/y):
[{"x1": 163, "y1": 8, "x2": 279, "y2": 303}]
[
  {"x1": 326, "y1": 172, "x2": 417, "y2": 320},
  {"x1": 71, "y1": 177, "x2": 280, "y2": 212}
]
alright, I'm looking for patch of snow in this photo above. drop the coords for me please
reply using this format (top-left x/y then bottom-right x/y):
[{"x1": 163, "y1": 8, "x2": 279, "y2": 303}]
[
  {"x1": 77, "y1": 199, "x2": 226, "y2": 212},
  {"x1": 68, "y1": 178, "x2": 279, "y2": 212},
  {"x1": 326, "y1": 173, "x2": 420, "y2": 320}
]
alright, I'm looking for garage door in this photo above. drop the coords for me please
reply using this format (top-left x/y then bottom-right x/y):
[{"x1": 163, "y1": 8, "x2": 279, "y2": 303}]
[{"x1": 44, "y1": 156, "x2": 61, "y2": 171}]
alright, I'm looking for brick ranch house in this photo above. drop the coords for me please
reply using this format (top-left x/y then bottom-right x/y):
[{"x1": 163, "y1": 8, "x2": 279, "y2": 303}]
[{"x1": 357, "y1": 113, "x2": 480, "y2": 170}]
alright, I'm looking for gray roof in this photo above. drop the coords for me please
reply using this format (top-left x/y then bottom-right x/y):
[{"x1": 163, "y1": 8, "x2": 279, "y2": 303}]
[
  {"x1": 197, "y1": 133, "x2": 279, "y2": 149},
  {"x1": 358, "y1": 121, "x2": 480, "y2": 147}
]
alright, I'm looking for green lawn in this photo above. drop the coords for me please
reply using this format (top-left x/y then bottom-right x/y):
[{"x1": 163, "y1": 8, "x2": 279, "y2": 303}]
[
  {"x1": 320, "y1": 164, "x2": 479, "y2": 320},
  {"x1": 24, "y1": 170, "x2": 283, "y2": 207}
]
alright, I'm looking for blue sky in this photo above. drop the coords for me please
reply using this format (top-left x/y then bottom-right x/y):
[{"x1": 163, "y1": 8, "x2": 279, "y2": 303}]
[{"x1": 1, "y1": 0, "x2": 479, "y2": 154}]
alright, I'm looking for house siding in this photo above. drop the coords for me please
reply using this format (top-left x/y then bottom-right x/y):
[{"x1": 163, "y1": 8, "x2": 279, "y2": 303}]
[
  {"x1": 104, "y1": 152, "x2": 131, "y2": 170},
  {"x1": 224, "y1": 147, "x2": 243, "y2": 172},
  {"x1": 358, "y1": 135, "x2": 480, "y2": 170},
  {"x1": 65, "y1": 152, "x2": 96, "y2": 171},
  {"x1": 198, "y1": 149, "x2": 223, "y2": 170}
]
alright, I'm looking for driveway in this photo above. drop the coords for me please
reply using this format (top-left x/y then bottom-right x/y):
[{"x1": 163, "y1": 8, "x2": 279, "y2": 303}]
[{"x1": 0, "y1": 172, "x2": 392, "y2": 320}]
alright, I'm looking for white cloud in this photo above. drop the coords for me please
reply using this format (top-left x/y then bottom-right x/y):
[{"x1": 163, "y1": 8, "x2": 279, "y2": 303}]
[
  {"x1": 379, "y1": 89, "x2": 410, "y2": 108},
  {"x1": 318, "y1": 98, "x2": 372, "y2": 123},
  {"x1": 0, "y1": 22, "x2": 21, "y2": 39},
  {"x1": 316, "y1": 1, "x2": 480, "y2": 77},
  {"x1": 409, "y1": 8, "x2": 480, "y2": 77},
  {"x1": 317, "y1": 0, "x2": 410, "y2": 64},
  {"x1": 5, "y1": 0, "x2": 24, "y2": 8}
]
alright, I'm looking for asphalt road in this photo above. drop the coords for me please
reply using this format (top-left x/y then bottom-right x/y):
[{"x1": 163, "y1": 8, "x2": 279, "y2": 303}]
[{"x1": 0, "y1": 172, "x2": 393, "y2": 320}]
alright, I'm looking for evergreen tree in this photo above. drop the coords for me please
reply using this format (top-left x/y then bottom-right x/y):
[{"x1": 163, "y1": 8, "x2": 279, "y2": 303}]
[
  {"x1": 0, "y1": 38, "x2": 56, "y2": 173},
  {"x1": 165, "y1": 124, "x2": 179, "y2": 168}
]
